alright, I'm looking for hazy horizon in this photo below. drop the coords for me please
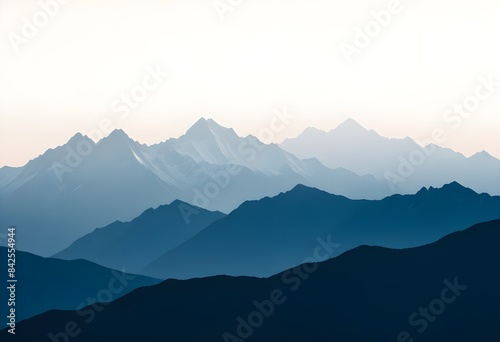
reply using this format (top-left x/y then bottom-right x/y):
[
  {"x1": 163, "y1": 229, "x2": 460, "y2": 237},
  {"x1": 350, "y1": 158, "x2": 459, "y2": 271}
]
[
  {"x1": 1, "y1": 0, "x2": 499, "y2": 166},
  {"x1": 1, "y1": 116, "x2": 499, "y2": 168}
]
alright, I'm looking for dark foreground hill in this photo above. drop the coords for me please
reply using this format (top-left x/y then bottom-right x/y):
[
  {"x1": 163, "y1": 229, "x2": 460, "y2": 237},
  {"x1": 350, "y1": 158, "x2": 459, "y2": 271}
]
[
  {"x1": 0, "y1": 247, "x2": 160, "y2": 323},
  {"x1": 4, "y1": 219, "x2": 499, "y2": 341}
]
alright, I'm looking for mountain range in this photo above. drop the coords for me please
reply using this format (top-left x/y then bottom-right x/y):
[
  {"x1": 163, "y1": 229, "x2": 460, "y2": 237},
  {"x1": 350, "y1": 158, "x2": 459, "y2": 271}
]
[
  {"x1": 2, "y1": 118, "x2": 499, "y2": 259},
  {"x1": 6, "y1": 219, "x2": 499, "y2": 341},
  {"x1": 281, "y1": 119, "x2": 500, "y2": 194},
  {"x1": 0, "y1": 118, "x2": 388, "y2": 256},
  {"x1": 141, "y1": 182, "x2": 500, "y2": 279}
]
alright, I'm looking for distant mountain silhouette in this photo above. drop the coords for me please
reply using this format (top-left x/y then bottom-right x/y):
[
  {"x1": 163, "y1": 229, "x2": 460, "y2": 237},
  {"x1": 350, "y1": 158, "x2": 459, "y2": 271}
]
[
  {"x1": 0, "y1": 132, "x2": 179, "y2": 256},
  {"x1": 54, "y1": 200, "x2": 225, "y2": 273},
  {"x1": 143, "y1": 182, "x2": 500, "y2": 279},
  {"x1": 0, "y1": 247, "x2": 160, "y2": 323},
  {"x1": 152, "y1": 117, "x2": 388, "y2": 208},
  {"x1": 0, "y1": 118, "x2": 388, "y2": 256},
  {"x1": 6, "y1": 219, "x2": 499, "y2": 341},
  {"x1": 281, "y1": 119, "x2": 500, "y2": 195}
]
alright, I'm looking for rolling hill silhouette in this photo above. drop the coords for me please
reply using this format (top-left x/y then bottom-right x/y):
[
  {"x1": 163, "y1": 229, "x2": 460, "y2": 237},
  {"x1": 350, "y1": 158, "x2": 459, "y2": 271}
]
[
  {"x1": 6, "y1": 219, "x2": 499, "y2": 341},
  {"x1": 0, "y1": 247, "x2": 160, "y2": 323}
]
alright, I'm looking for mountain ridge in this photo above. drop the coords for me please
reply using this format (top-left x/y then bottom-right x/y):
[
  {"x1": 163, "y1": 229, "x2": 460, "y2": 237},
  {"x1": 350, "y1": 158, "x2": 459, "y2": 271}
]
[
  {"x1": 54, "y1": 200, "x2": 225, "y2": 273},
  {"x1": 142, "y1": 181, "x2": 500, "y2": 279},
  {"x1": 280, "y1": 119, "x2": 500, "y2": 194}
]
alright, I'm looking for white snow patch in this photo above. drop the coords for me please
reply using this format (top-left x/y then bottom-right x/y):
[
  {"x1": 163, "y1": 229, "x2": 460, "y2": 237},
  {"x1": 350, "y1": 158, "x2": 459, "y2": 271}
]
[{"x1": 131, "y1": 149, "x2": 146, "y2": 166}]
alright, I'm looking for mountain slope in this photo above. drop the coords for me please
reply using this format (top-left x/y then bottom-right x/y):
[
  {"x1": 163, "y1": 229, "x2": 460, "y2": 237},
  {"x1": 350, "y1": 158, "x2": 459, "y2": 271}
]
[
  {"x1": 54, "y1": 200, "x2": 225, "y2": 273},
  {"x1": 143, "y1": 182, "x2": 500, "y2": 279},
  {"x1": 7, "y1": 219, "x2": 500, "y2": 341},
  {"x1": 280, "y1": 119, "x2": 500, "y2": 195},
  {"x1": 0, "y1": 247, "x2": 160, "y2": 323},
  {"x1": 0, "y1": 132, "x2": 181, "y2": 256}
]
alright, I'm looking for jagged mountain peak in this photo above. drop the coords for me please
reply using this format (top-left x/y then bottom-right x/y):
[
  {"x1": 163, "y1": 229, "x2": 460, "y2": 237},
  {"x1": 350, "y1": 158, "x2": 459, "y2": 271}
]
[
  {"x1": 471, "y1": 150, "x2": 495, "y2": 160},
  {"x1": 440, "y1": 181, "x2": 475, "y2": 193},
  {"x1": 183, "y1": 117, "x2": 236, "y2": 140},
  {"x1": 416, "y1": 181, "x2": 479, "y2": 197},
  {"x1": 67, "y1": 132, "x2": 84, "y2": 143},
  {"x1": 331, "y1": 118, "x2": 368, "y2": 133},
  {"x1": 95, "y1": 129, "x2": 136, "y2": 151},
  {"x1": 65, "y1": 132, "x2": 95, "y2": 147},
  {"x1": 105, "y1": 128, "x2": 131, "y2": 141}
]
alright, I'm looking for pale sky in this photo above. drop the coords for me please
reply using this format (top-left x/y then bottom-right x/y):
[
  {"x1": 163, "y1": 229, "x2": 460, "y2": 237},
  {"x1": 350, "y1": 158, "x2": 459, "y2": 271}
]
[{"x1": 1, "y1": 0, "x2": 499, "y2": 167}]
